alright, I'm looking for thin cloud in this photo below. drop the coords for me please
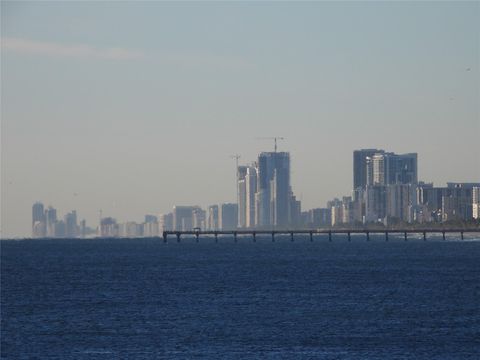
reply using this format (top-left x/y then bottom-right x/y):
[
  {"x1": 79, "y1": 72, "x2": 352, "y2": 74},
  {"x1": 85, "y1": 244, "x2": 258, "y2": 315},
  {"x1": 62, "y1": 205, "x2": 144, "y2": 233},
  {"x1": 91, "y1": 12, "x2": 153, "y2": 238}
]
[{"x1": 2, "y1": 37, "x2": 144, "y2": 60}]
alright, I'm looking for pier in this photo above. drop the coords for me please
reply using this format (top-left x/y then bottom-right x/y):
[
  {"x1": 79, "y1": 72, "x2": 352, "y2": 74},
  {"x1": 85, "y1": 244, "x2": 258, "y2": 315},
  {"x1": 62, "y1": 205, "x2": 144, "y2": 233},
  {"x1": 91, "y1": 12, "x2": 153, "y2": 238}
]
[{"x1": 162, "y1": 228, "x2": 480, "y2": 242}]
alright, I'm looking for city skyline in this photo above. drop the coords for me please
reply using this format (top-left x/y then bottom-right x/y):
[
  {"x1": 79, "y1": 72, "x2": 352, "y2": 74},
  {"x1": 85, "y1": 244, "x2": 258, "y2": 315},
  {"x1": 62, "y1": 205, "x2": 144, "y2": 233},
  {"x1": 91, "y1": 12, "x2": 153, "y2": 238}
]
[
  {"x1": 2, "y1": 2, "x2": 479, "y2": 237},
  {"x1": 29, "y1": 147, "x2": 480, "y2": 239}
]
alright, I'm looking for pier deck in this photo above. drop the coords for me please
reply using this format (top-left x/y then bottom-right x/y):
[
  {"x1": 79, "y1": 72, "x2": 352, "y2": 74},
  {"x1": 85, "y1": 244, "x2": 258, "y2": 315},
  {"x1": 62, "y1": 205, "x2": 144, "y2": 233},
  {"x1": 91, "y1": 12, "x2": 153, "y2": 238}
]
[{"x1": 162, "y1": 228, "x2": 480, "y2": 242}]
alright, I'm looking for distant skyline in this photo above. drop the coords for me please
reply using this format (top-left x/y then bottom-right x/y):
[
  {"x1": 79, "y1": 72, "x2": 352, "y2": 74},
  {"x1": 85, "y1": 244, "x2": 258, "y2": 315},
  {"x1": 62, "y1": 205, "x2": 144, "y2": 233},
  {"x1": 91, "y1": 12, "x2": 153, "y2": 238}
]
[{"x1": 2, "y1": 1, "x2": 479, "y2": 237}]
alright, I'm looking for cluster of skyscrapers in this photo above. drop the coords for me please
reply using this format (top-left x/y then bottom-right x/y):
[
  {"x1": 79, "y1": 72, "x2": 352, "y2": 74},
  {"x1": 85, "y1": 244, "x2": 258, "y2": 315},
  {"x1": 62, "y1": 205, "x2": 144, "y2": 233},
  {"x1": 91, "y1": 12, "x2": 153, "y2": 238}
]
[
  {"x1": 153, "y1": 151, "x2": 301, "y2": 234},
  {"x1": 32, "y1": 148, "x2": 480, "y2": 238},
  {"x1": 31, "y1": 203, "x2": 92, "y2": 238},
  {"x1": 337, "y1": 149, "x2": 479, "y2": 226}
]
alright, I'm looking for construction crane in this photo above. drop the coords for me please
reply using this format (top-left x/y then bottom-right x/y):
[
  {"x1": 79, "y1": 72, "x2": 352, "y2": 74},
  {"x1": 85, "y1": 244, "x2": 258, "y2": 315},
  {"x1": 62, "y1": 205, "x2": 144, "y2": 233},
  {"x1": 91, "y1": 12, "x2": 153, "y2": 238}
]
[
  {"x1": 230, "y1": 154, "x2": 241, "y2": 206},
  {"x1": 256, "y1": 137, "x2": 285, "y2": 153}
]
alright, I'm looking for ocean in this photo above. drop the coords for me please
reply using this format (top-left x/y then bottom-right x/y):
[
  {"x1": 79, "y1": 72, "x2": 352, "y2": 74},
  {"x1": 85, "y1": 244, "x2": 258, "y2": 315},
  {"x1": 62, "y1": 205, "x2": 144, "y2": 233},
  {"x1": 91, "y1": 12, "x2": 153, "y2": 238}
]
[{"x1": 2, "y1": 235, "x2": 480, "y2": 359}]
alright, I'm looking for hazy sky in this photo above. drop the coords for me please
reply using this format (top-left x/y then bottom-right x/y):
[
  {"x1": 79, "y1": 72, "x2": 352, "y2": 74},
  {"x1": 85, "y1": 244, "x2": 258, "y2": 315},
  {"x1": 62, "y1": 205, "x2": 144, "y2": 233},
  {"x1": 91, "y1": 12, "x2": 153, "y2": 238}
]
[{"x1": 1, "y1": 1, "x2": 479, "y2": 237}]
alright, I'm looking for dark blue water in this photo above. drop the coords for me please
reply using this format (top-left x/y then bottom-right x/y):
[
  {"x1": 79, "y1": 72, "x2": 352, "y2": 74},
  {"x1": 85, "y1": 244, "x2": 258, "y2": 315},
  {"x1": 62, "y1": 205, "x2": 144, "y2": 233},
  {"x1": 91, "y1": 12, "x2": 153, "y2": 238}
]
[{"x1": 2, "y1": 235, "x2": 480, "y2": 359}]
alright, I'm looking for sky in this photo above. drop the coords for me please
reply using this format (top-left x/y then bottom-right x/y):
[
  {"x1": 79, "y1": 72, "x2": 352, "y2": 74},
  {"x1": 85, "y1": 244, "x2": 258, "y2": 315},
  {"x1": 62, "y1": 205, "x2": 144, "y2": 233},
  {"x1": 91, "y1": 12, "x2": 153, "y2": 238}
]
[{"x1": 1, "y1": 1, "x2": 479, "y2": 238}]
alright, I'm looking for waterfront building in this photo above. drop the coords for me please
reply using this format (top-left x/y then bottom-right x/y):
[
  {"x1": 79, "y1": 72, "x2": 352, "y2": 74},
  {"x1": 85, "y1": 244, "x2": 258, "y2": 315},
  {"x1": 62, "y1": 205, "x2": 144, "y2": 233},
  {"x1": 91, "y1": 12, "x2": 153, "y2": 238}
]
[
  {"x1": 80, "y1": 219, "x2": 87, "y2": 238},
  {"x1": 257, "y1": 151, "x2": 290, "y2": 228},
  {"x1": 366, "y1": 152, "x2": 418, "y2": 186},
  {"x1": 328, "y1": 198, "x2": 343, "y2": 226},
  {"x1": 64, "y1": 210, "x2": 78, "y2": 238},
  {"x1": 219, "y1": 203, "x2": 238, "y2": 231},
  {"x1": 120, "y1": 221, "x2": 142, "y2": 237},
  {"x1": 32, "y1": 221, "x2": 46, "y2": 238},
  {"x1": 159, "y1": 213, "x2": 173, "y2": 232},
  {"x1": 306, "y1": 208, "x2": 331, "y2": 228},
  {"x1": 99, "y1": 217, "x2": 118, "y2": 237},
  {"x1": 341, "y1": 197, "x2": 354, "y2": 225},
  {"x1": 418, "y1": 183, "x2": 480, "y2": 222},
  {"x1": 353, "y1": 149, "x2": 384, "y2": 189},
  {"x1": 330, "y1": 197, "x2": 354, "y2": 226},
  {"x1": 143, "y1": 215, "x2": 159, "y2": 236},
  {"x1": 289, "y1": 191, "x2": 302, "y2": 228},
  {"x1": 207, "y1": 205, "x2": 219, "y2": 230},
  {"x1": 410, "y1": 204, "x2": 433, "y2": 223},
  {"x1": 245, "y1": 165, "x2": 257, "y2": 228},
  {"x1": 386, "y1": 184, "x2": 417, "y2": 223},
  {"x1": 54, "y1": 220, "x2": 66, "y2": 238},
  {"x1": 364, "y1": 185, "x2": 387, "y2": 223},
  {"x1": 237, "y1": 166, "x2": 248, "y2": 228},
  {"x1": 173, "y1": 206, "x2": 200, "y2": 231},
  {"x1": 351, "y1": 188, "x2": 365, "y2": 223},
  {"x1": 473, "y1": 187, "x2": 480, "y2": 219},
  {"x1": 45, "y1": 206, "x2": 57, "y2": 237},
  {"x1": 192, "y1": 207, "x2": 206, "y2": 230},
  {"x1": 32, "y1": 202, "x2": 46, "y2": 238}
]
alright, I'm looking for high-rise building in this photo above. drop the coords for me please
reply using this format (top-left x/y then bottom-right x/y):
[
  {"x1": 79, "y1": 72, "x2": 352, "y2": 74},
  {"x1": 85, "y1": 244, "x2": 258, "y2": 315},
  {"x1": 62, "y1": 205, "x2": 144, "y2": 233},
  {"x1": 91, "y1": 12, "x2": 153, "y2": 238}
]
[
  {"x1": 386, "y1": 184, "x2": 417, "y2": 223},
  {"x1": 99, "y1": 217, "x2": 118, "y2": 237},
  {"x1": 364, "y1": 185, "x2": 387, "y2": 223},
  {"x1": 32, "y1": 202, "x2": 46, "y2": 238},
  {"x1": 366, "y1": 152, "x2": 418, "y2": 186},
  {"x1": 144, "y1": 215, "x2": 159, "y2": 236},
  {"x1": 207, "y1": 205, "x2": 219, "y2": 230},
  {"x1": 32, "y1": 221, "x2": 46, "y2": 238},
  {"x1": 245, "y1": 165, "x2": 257, "y2": 228},
  {"x1": 353, "y1": 149, "x2": 384, "y2": 189},
  {"x1": 192, "y1": 207, "x2": 206, "y2": 230},
  {"x1": 473, "y1": 187, "x2": 480, "y2": 220},
  {"x1": 45, "y1": 206, "x2": 57, "y2": 237},
  {"x1": 442, "y1": 183, "x2": 480, "y2": 222},
  {"x1": 289, "y1": 191, "x2": 301, "y2": 228},
  {"x1": 306, "y1": 208, "x2": 331, "y2": 228},
  {"x1": 257, "y1": 152, "x2": 290, "y2": 228},
  {"x1": 237, "y1": 165, "x2": 248, "y2": 228},
  {"x1": 54, "y1": 220, "x2": 66, "y2": 238},
  {"x1": 418, "y1": 183, "x2": 480, "y2": 222},
  {"x1": 32, "y1": 202, "x2": 45, "y2": 227},
  {"x1": 329, "y1": 198, "x2": 343, "y2": 226},
  {"x1": 64, "y1": 210, "x2": 78, "y2": 238},
  {"x1": 351, "y1": 188, "x2": 365, "y2": 223},
  {"x1": 341, "y1": 197, "x2": 354, "y2": 224},
  {"x1": 393, "y1": 153, "x2": 418, "y2": 184},
  {"x1": 80, "y1": 219, "x2": 87, "y2": 238},
  {"x1": 219, "y1": 203, "x2": 238, "y2": 230},
  {"x1": 159, "y1": 213, "x2": 173, "y2": 232},
  {"x1": 118, "y1": 222, "x2": 141, "y2": 237},
  {"x1": 173, "y1": 206, "x2": 199, "y2": 231}
]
